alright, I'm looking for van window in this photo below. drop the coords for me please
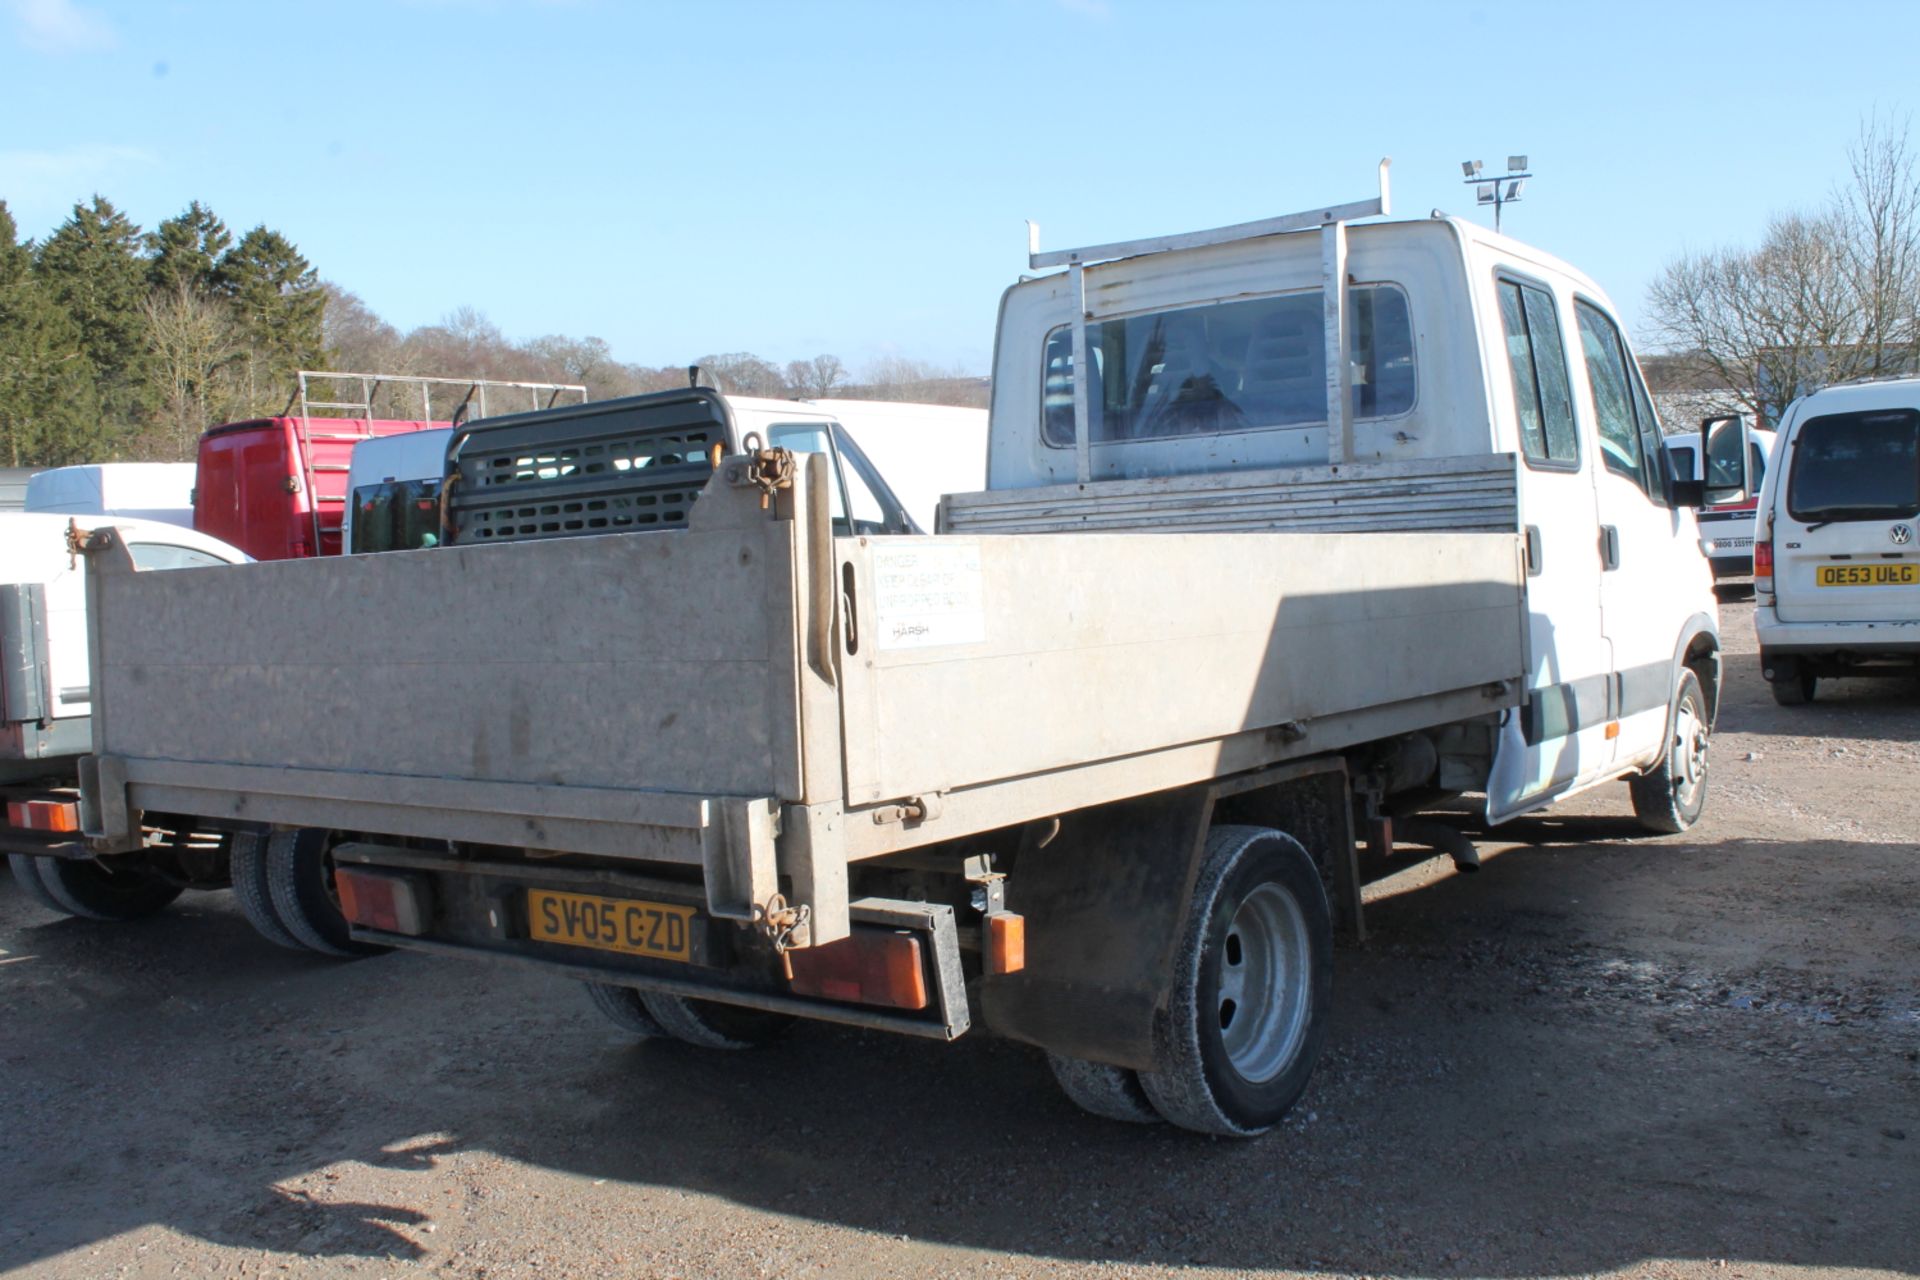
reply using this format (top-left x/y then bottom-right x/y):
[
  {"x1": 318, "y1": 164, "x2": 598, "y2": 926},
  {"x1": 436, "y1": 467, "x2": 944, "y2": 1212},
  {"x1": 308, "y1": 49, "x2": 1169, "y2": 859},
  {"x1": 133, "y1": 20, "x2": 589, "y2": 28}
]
[
  {"x1": 1786, "y1": 409, "x2": 1920, "y2": 523},
  {"x1": 1041, "y1": 285, "x2": 1415, "y2": 446},
  {"x1": 128, "y1": 543, "x2": 229, "y2": 571},
  {"x1": 350, "y1": 479, "x2": 443, "y2": 553},
  {"x1": 1496, "y1": 280, "x2": 1577, "y2": 467},
  {"x1": 1575, "y1": 301, "x2": 1665, "y2": 500}
]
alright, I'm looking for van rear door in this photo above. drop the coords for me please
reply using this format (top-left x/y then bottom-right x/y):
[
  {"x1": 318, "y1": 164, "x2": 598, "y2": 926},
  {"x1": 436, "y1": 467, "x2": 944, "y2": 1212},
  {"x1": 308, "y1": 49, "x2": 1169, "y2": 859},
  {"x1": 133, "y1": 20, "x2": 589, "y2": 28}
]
[{"x1": 1774, "y1": 407, "x2": 1920, "y2": 623}]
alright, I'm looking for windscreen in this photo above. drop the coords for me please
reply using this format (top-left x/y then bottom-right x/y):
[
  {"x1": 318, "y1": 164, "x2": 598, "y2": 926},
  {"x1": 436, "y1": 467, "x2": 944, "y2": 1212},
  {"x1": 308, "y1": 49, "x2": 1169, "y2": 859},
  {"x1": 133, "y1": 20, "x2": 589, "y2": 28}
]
[
  {"x1": 350, "y1": 479, "x2": 444, "y2": 553},
  {"x1": 1787, "y1": 409, "x2": 1920, "y2": 522}
]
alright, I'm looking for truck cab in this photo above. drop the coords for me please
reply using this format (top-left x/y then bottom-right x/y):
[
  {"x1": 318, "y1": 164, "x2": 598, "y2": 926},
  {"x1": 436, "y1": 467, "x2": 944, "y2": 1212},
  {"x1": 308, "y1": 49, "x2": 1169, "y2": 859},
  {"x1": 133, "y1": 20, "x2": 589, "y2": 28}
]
[{"x1": 974, "y1": 208, "x2": 1738, "y2": 828}]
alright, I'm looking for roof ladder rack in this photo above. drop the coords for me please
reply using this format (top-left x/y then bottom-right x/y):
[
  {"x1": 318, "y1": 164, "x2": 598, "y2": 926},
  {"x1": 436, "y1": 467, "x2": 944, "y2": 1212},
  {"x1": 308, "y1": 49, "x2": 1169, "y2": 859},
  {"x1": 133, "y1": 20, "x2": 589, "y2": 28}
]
[
  {"x1": 1026, "y1": 158, "x2": 1392, "y2": 475},
  {"x1": 282, "y1": 370, "x2": 589, "y2": 555}
]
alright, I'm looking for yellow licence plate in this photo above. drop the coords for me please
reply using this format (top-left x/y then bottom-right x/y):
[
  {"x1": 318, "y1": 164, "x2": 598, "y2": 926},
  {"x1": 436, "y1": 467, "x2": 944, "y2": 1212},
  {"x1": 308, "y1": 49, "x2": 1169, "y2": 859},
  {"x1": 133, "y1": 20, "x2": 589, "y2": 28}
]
[
  {"x1": 1816, "y1": 563, "x2": 1919, "y2": 587},
  {"x1": 525, "y1": 889, "x2": 699, "y2": 962}
]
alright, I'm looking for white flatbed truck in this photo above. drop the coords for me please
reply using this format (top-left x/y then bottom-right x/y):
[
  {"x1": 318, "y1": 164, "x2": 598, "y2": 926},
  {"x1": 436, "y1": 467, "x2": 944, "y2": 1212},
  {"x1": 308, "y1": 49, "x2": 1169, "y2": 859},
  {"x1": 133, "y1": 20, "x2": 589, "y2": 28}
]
[{"x1": 75, "y1": 166, "x2": 1750, "y2": 1134}]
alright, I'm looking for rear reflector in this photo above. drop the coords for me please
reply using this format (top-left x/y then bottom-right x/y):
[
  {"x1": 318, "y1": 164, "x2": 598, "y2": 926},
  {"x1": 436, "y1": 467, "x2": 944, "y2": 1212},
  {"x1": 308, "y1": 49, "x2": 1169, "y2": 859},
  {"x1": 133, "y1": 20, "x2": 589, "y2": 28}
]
[
  {"x1": 334, "y1": 867, "x2": 432, "y2": 936},
  {"x1": 7, "y1": 798, "x2": 80, "y2": 833},
  {"x1": 987, "y1": 911, "x2": 1026, "y2": 975},
  {"x1": 787, "y1": 929, "x2": 928, "y2": 1010}
]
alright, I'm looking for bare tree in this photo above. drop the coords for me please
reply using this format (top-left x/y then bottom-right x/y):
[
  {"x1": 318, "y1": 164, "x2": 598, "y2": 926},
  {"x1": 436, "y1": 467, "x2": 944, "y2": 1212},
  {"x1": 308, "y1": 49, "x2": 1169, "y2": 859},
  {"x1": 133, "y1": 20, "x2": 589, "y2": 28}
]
[
  {"x1": 1647, "y1": 114, "x2": 1920, "y2": 423},
  {"x1": 143, "y1": 283, "x2": 243, "y2": 458},
  {"x1": 695, "y1": 351, "x2": 789, "y2": 397},
  {"x1": 784, "y1": 353, "x2": 846, "y2": 399}
]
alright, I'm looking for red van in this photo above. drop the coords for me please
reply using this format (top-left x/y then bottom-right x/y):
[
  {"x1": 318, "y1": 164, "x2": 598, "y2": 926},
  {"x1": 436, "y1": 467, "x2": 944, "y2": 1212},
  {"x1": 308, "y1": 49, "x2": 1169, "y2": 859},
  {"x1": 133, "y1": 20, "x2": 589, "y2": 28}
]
[{"x1": 194, "y1": 416, "x2": 446, "y2": 560}]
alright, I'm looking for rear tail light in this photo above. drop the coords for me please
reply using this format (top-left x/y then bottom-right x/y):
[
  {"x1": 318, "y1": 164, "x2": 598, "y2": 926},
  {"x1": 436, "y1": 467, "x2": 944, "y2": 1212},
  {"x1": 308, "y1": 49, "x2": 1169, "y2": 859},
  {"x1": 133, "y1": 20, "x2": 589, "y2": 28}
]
[
  {"x1": 334, "y1": 867, "x2": 432, "y2": 935},
  {"x1": 1754, "y1": 537, "x2": 1774, "y2": 595},
  {"x1": 787, "y1": 928, "x2": 929, "y2": 1010},
  {"x1": 7, "y1": 798, "x2": 81, "y2": 832}
]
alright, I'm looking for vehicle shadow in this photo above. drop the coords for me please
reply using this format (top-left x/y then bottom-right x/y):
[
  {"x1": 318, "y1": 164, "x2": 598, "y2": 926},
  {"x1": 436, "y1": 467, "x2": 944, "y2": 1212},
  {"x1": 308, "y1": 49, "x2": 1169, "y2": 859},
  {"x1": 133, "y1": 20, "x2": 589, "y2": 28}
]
[{"x1": 4, "y1": 829, "x2": 1915, "y2": 1276}]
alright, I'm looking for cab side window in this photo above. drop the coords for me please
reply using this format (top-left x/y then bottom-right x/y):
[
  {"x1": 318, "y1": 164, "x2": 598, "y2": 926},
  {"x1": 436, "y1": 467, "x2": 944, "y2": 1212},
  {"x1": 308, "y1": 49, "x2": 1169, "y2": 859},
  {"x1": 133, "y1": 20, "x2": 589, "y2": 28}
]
[
  {"x1": 1496, "y1": 279, "x2": 1578, "y2": 468},
  {"x1": 128, "y1": 543, "x2": 229, "y2": 571},
  {"x1": 1575, "y1": 301, "x2": 1666, "y2": 501}
]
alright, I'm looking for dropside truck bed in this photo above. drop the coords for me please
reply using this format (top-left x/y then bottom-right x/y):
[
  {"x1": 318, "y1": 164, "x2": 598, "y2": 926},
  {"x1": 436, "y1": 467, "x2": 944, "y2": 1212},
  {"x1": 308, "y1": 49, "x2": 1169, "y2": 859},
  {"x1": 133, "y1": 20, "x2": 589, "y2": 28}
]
[{"x1": 80, "y1": 453, "x2": 1526, "y2": 1040}]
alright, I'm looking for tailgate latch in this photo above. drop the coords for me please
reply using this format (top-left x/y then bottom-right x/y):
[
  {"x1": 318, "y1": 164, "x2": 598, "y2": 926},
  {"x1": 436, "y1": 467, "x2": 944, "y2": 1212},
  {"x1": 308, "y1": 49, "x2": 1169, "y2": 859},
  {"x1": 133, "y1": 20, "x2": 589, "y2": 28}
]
[{"x1": 870, "y1": 793, "x2": 942, "y2": 826}]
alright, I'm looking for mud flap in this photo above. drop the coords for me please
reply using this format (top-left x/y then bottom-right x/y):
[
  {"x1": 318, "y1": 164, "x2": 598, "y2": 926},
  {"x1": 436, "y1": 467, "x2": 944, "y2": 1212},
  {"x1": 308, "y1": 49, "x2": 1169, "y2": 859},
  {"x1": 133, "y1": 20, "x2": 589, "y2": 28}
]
[{"x1": 980, "y1": 787, "x2": 1211, "y2": 1072}]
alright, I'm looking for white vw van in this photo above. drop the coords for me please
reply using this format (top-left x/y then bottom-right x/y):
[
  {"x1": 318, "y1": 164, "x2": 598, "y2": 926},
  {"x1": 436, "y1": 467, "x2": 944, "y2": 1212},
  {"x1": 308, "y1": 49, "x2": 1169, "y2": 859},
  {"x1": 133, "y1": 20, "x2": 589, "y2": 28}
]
[{"x1": 1753, "y1": 377, "x2": 1920, "y2": 704}]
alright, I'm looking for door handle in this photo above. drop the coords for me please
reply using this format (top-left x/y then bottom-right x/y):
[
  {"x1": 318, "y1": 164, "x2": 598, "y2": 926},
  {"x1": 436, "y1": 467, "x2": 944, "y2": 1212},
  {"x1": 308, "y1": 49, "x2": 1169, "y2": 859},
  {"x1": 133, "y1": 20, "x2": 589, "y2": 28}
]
[
  {"x1": 1599, "y1": 525, "x2": 1621, "y2": 571},
  {"x1": 1524, "y1": 525, "x2": 1544, "y2": 576}
]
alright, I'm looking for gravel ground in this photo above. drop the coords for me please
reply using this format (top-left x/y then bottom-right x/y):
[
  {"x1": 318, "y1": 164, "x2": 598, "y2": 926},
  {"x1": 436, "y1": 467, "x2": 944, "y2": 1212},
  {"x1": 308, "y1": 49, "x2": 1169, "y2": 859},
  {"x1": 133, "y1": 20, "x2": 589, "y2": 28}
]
[{"x1": 2, "y1": 598, "x2": 1915, "y2": 1280}]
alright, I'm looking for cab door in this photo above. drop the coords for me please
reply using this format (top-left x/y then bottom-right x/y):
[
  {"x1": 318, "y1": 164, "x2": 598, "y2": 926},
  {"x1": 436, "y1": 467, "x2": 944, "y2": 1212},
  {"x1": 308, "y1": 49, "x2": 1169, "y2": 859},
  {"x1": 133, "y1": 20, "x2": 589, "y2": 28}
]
[
  {"x1": 1572, "y1": 299, "x2": 1697, "y2": 770},
  {"x1": 1486, "y1": 275, "x2": 1617, "y2": 822}
]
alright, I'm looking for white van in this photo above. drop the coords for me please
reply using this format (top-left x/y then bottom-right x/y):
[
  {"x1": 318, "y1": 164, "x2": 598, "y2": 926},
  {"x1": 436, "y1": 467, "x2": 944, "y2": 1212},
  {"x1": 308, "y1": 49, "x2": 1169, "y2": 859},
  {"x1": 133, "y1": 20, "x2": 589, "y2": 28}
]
[
  {"x1": 1753, "y1": 377, "x2": 1920, "y2": 704},
  {"x1": 1665, "y1": 420, "x2": 1777, "y2": 580},
  {"x1": 343, "y1": 428, "x2": 454, "y2": 553},
  {"x1": 25, "y1": 463, "x2": 196, "y2": 528},
  {"x1": 807, "y1": 400, "x2": 989, "y2": 532}
]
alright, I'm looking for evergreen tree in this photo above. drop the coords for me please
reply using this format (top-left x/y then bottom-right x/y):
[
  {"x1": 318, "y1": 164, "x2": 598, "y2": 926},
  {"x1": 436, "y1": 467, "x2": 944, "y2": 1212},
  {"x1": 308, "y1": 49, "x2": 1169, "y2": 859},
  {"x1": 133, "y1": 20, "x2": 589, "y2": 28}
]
[
  {"x1": 34, "y1": 195, "x2": 152, "y2": 425},
  {"x1": 0, "y1": 201, "x2": 105, "y2": 466},
  {"x1": 215, "y1": 225, "x2": 327, "y2": 411},
  {"x1": 147, "y1": 200, "x2": 232, "y2": 296}
]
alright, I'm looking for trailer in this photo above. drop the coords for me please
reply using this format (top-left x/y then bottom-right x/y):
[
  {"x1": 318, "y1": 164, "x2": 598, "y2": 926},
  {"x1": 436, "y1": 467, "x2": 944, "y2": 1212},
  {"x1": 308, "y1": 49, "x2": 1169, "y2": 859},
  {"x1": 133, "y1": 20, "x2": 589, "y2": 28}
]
[{"x1": 76, "y1": 165, "x2": 1748, "y2": 1134}]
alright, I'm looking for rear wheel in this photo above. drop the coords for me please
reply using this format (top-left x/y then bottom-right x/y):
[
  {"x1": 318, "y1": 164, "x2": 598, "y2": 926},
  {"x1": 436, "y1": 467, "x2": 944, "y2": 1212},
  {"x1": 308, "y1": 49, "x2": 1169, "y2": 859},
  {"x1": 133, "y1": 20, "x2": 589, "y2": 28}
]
[
  {"x1": 228, "y1": 831, "x2": 305, "y2": 951},
  {"x1": 584, "y1": 983, "x2": 667, "y2": 1038},
  {"x1": 639, "y1": 992, "x2": 793, "y2": 1049},
  {"x1": 28, "y1": 854, "x2": 182, "y2": 922},
  {"x1": 264, "y1": 828, "x2": 389, "y2": 958},
  {"x1": 1631, "y1": 669, "x2": 1711, "y2": 834},
  {"x1": 1769, "y1": 670, "x2": 1816, "y2": 706},
  {"x1": 1047, "y1": 1054, "x2": 1162, "y2": 1124},
  {"x1": 9, "y1": 853, "x2": 67, "y2": 915},
  {"x1": 1137, "y1": 825, "x2": 1331, "y2": 1137}
]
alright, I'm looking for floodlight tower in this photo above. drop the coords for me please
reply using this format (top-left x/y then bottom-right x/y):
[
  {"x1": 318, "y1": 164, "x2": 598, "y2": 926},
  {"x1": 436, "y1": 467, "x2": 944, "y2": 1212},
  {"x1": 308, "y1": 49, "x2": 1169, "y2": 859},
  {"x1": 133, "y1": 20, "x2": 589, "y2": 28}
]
[{"x1": 1460, "y1": 155, "x2": 1532, "y2": 233}]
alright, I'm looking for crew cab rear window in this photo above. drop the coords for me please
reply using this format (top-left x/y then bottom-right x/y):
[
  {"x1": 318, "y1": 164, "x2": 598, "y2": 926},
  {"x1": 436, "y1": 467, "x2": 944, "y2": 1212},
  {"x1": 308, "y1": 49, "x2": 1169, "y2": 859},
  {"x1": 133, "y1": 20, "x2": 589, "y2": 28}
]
[
  {"x1": 1041, "y1": 285, "x2": 1415, "y2": 446},
  {"x1": 1786, "y1": 409, "x2": 1920, "y2": 522}
]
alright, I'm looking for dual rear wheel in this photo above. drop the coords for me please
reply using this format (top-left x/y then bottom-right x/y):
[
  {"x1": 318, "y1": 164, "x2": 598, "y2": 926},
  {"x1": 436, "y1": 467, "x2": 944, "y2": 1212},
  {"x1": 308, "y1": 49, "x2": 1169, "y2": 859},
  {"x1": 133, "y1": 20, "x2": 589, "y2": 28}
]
[
  {"x1": 228, "y1": 828, "x2": 387, "y2": 958},
  {"x1": 583, "y1": 982, "x2": 793, "y2": 1049},
  {"x1": 7, "y1": 852, "x2": 182, "y2": 921},
  {"x1": 1050, "y1": 825, "x2": 1333, "y2": 1137}
]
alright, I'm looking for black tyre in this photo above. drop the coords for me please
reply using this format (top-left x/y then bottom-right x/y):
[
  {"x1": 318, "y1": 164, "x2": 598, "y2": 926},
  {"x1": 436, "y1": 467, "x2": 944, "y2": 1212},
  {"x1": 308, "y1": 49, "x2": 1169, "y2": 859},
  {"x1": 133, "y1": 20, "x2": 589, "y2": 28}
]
[
  {"x1": 584, "y1": 982, "x2": 668, "y2": 1038},
  {"x1": 1046, "y1": 1053, "x2": 1163, "y2": 1124},
  {"x1": 639, "y1": 991, "x2": 793, "y2": 1049},
  {"x1": 227, "y1": 831, "x2": 305, "y2": 951},
  {"x1": 30, "y1": 854, "x2": 182, "y2": 922},
  {"x1": 9, "y1": 853, "x2": 67, "y2": 915},
  {"x1": 1769, "y1": 670, "x2": 1816, "y2": 706},
  {"x1": 264, "y1": 828, "x2": 389, "y2": 958},
  {"x1": 1137, "y1": 825, "x2": 1332, "y2": 1137},
  {"x1": 1631, "y1": 669, "x2": 1711, "y2": 834}
]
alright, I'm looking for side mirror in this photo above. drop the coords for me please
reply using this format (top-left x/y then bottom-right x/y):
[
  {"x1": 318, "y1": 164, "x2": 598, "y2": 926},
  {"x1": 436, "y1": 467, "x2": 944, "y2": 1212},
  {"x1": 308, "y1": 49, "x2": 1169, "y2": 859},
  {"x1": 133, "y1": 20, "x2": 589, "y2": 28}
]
[{"x1": 1670, "y1": 413, "x2": 1752, "y2": 508}]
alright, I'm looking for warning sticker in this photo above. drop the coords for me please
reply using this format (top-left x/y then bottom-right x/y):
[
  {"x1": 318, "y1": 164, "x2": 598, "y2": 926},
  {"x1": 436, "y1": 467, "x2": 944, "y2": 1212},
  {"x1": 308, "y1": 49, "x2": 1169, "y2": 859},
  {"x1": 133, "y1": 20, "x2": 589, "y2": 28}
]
[{"x1": 872, "y1": 540, "x2": 986, "y2": 651}]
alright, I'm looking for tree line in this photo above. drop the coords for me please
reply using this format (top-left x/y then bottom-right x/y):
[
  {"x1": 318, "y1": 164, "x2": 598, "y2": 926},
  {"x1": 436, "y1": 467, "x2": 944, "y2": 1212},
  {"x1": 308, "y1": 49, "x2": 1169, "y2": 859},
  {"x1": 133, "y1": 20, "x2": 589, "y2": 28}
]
[
  {"x1": 0, "y1": 194, "x2": 985, "y2": 471},
  {"x1": 0, "y1": 196, "x2": 326, "y2": 466}
]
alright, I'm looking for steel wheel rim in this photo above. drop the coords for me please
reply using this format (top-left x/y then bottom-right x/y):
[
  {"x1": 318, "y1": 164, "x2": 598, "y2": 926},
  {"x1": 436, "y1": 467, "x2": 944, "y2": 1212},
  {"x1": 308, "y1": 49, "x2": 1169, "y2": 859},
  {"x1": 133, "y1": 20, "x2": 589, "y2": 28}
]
[
  {"x1": 1215, "y1": 883, "x2": 1312, "y2": 1084},
  {"x1": 1672, "y1": 698, "x2": 1707, "y2": 809}
]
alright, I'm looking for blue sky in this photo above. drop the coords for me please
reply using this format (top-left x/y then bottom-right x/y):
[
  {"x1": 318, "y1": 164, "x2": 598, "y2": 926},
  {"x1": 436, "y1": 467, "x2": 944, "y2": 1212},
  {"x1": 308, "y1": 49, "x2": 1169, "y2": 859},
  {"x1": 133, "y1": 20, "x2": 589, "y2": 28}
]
[{"x1": 3, "y1": 0, "x2": 1916, "y2": 377}]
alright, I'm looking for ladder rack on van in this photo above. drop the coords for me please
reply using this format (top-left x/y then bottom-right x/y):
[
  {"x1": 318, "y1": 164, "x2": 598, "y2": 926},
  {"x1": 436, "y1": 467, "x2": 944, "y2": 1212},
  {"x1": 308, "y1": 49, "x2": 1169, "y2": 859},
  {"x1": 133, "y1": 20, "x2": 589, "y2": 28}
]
[
  {"x1": 1026, "y1": 158, "x2": 1392, "y2": 480},
  {"x1": 282, "y1": 370, "x2": 589, "y2": 557}
]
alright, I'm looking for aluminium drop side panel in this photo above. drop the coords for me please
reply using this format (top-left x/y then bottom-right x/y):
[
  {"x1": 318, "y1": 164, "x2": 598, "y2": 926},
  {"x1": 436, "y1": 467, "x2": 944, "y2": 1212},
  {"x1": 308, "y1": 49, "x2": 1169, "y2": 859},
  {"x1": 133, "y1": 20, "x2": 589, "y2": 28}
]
[
  {"x1": 835, "y1": 528, "x2": 1527, "y2": 811},
  {"x1": 83, "y1": 468, "x2": 836, "y2": 865}
]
